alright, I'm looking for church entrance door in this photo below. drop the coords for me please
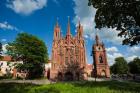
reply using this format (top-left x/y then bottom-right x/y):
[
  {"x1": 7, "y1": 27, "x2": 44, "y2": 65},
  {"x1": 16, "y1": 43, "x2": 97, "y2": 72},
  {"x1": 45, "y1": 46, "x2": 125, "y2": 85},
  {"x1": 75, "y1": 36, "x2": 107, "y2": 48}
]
[
  {"x1": 64, "y1": 72, "x2": 73, "y2": 81},
  {"x1": 101, "y1": 70, "x2": 106, "y2": 77},
  {"x1": 58, "y1": 72, "x2": 63, "y2": 81}
]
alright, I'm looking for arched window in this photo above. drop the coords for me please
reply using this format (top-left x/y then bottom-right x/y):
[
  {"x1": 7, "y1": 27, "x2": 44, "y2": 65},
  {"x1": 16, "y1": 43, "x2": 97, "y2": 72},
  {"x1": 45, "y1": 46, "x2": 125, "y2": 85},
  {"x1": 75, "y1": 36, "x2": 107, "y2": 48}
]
[
  {"x1": 70, "y1": 56, "x2": 73, "y2": 63},
  {"x1": 65, "y1": 57, "x2": 68, "y2": 65},
  {"x1": 65, "y1": 48, "x2": 69, "y2": 65},
  {"x1": 99, "y1": 55, "x2": 103, "y2": 63},
  {"x1": 75, "y1": 46, "x2": 79, "y2": 55}
]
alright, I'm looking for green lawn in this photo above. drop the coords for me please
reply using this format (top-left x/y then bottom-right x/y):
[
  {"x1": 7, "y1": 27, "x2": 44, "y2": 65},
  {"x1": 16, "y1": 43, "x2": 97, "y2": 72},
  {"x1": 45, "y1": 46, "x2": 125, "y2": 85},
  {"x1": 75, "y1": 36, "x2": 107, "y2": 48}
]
[{"x1": 0, "y1": 81, "x2": 140, "y2": 93}]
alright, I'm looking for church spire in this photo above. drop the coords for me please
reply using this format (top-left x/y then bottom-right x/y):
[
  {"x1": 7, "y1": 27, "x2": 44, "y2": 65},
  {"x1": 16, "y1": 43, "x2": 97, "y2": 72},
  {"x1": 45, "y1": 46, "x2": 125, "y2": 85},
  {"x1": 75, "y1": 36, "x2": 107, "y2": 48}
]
[
  {"x1": 77, "y1": 19, "x2": 83, "y2": 40},
  {"x1": 95, "y1": 34, "x2": 100, "y2": 45},
  {"x1": 53, "y1": 18, "x2": 61, "y2": 40},
  {"x1": 66, "y1": 16, "x2": 71, "y2": 36},
  {"x1": 56, "y1": 17, "x2": 59, "y2": 27},
  {"x1": 78, "y1": 17, "x2": 81, "y2": 27}
]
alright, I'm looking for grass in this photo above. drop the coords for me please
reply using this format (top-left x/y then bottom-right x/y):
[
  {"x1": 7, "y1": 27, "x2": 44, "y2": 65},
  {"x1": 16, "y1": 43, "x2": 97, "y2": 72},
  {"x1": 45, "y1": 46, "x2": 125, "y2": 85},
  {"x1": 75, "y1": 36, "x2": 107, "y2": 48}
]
[{"x1": 0, "y1": 80, "x2": 140, "y2": 93}]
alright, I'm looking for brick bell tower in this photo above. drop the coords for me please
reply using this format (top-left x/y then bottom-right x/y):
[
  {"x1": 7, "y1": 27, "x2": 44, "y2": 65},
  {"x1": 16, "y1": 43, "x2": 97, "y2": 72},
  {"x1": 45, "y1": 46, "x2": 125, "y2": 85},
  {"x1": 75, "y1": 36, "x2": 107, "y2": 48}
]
[{"x1": 92, "y1": 34, "x2": 110, "y2": 78}]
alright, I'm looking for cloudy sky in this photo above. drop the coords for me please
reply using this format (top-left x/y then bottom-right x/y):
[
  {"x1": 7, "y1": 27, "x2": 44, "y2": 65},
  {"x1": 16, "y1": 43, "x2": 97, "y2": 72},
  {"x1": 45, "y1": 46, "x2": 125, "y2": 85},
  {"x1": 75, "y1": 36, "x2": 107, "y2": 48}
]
[{"x1": 0, "y1": 0, "x2": 140, "y2": 65}]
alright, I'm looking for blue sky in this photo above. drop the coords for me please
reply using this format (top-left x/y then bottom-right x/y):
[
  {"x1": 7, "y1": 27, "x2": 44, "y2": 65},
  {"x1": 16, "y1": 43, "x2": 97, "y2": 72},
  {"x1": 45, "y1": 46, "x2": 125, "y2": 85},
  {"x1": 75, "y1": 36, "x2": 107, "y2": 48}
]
[{"x1": 0, "y1": 0, "x2": 140, "y2": 65}]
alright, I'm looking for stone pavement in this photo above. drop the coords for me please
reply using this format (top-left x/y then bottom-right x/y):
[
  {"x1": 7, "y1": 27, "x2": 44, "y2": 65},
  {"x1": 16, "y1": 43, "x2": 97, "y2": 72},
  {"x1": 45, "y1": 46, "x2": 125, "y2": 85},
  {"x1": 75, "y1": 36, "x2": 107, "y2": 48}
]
[
  {"x1": 0, "y1": 78, "x2": 111, "y2": 85},
  {"x1": 0, "y1": 79, "x2": 52, "y2": 85},
  {"x1": 87, "y1": 77, "x2": 111, "y2": 81}
]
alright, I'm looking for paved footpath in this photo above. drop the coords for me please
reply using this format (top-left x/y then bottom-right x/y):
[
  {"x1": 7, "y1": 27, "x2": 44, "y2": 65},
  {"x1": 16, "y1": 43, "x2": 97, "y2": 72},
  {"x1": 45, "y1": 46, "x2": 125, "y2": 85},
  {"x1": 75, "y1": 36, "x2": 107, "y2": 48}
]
[
  {"x1": 87, "y1": 77, "x2": 111, "y2": 81},
  {"x1": 0, "y1": 79, "x2": 52, "y2": 85},
  {"x1": 0, "y1": 78, "x2": 111, "y2": 85}
]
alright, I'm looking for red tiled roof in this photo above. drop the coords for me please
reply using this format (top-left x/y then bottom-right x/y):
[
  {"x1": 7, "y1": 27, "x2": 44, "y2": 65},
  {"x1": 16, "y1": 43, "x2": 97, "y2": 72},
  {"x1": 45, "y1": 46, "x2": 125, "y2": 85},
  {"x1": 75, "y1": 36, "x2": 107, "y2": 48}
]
[
  {"x1": 48, "y1": 60, "x2": 51, "y2": 63},
  {"x1": 0, "y1": 56, "x2": 12, "y2": 61}
]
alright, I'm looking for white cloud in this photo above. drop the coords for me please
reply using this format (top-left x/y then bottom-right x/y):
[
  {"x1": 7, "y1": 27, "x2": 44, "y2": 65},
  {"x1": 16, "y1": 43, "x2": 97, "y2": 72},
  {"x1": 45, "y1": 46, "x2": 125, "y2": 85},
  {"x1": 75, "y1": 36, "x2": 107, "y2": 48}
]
[
  {"x1": 107, "y1": 52, "x2": 123, "y2": 66},
  {"x1": 106, "y1": 46, "x2": 123, "y2": 66},
  {"x1": 113, "y1": 53, "x2": 123, "y2": 58},
  {"x1": 73, "y1": 0, "x2": 96, "y2": 35},
  {"x1": 95, "y1": 28, "x2": 124, "y2": 44},
  {"x1": 0, "y1": 21, "x2": 17, "y2": 31},
  {"x1": 107, "y1": 46, "x2": 140, "y2": 65},
  {"x1": 73, "y1": 0, "x2": 140, "y2": 66},
  {"x1": 128, "y1": 46, "x2": 140, "y2": 54},
  {"x1": 7, "y1": 0, "x2": 47, "y2": 15},
  {"x1": 53, "y1": 0, "x2": 59, "y2": 5},
  {"x1": 73, "y1": 0, "x2": 124, "y2": 44},
  {"x1": 126, "y1": 55, "x2": 140, "y2": 62},
  {"x1": 0, "y1": 21, "x2": 16, "y2": 30},
  {"x1": 125, "y1": 46, "x2": 140, "y2": 61},
  {"x1": 0, "y1": 21, "x2": 21, "y2": 32},
  {"x1": 106, "y1": 46, "x2": 118, "y2": 53},
  {"x1": 1, "y1": 39, "x2": 7, "y2": 42},
  {"x1": 2, "y1": 44, "x2": 8, "y2": 55},
  {"x1": 83, "y1": 34, "x2": 89, "y2": 39}
]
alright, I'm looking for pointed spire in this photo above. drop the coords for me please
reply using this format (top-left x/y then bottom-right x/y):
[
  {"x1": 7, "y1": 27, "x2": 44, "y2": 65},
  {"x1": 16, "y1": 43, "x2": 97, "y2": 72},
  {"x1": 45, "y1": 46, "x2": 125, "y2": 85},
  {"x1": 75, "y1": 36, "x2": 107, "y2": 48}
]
[
  {"x1": 67, "y1": 16, "x2": 71, "y2": 36},
  {"x1": 95, "y1": 34, "x2": 100, "y2": 45},
  {"x1": 78, "y1": 17, "x2": 81, "y2": 27},
  {"x1": 54, "y1": 17, "x2": 61, "y2": 40},
  {"x1": 56, "y1": 17, "x2": 59, "y2": 27},
  {"x1": 60, "y1": 26, "x2": 62, "y2": 39}
]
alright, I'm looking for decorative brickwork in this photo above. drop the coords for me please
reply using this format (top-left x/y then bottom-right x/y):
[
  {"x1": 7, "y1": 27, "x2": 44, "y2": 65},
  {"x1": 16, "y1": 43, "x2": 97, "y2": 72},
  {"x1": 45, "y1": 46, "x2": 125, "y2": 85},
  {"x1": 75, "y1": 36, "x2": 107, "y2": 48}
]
[
  {"x1": 50, "y1": 19, "x2": 87, "y2": 81},
  {"x1": 92, "y1": 35, "x2": 110, "y2": 78}
]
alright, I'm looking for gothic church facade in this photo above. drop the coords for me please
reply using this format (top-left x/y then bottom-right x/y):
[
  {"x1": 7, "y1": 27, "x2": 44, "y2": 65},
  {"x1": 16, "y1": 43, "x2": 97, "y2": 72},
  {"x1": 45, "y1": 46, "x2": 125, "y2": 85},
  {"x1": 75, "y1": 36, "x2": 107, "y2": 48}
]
[{"x1": 50, "y1": 19, "x2": 87, "y2": 81}]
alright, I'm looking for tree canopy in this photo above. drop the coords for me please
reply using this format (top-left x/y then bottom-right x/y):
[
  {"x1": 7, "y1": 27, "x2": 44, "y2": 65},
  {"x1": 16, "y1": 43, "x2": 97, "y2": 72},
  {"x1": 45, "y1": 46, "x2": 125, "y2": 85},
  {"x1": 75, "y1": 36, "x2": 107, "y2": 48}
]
[
  {"x1": 88, "y1": 0, "x2": 140, "y2": 46},
  {"x1": 7, "y1": 33, "x2": 49, "y2": 79},
  {"x1": 128, "y1": 57, "x2": 140, "y2": 74},
  {"x1": 110, "y1": 57, "x2": 128, "y2": 74}
]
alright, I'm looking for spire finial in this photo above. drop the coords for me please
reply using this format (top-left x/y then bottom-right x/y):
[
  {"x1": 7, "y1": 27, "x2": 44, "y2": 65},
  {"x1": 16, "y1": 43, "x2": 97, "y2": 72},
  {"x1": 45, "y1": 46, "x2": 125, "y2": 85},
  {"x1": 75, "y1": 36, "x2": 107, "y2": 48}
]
[
  {"x1": 78, "y1": 17, "x2": 81, "y2": 26},
  {"x1": 56, "y1": 17, "x2": 59, "y2": 27},
  {"x1": 67, "y1": 16, "x2": 71, "y2": 36},
  {"x1": 95, "y1": 31, "x2": 100, "y2": 44},
  {"x1": 68, "y1": 16, "x2": 70, "y2": 23}
]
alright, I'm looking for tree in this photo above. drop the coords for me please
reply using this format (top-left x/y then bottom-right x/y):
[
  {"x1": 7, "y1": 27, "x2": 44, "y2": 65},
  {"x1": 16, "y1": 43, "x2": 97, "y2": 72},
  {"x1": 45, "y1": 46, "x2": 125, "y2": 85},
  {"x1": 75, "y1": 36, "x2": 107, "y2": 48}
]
[
  {"x1": 128, "y1": 57, "x2": 140, "y2": 74},
  {"x1": 88, "y1": 0, "x2": 140, "y2": 46},
  {"x1": 44, "y1": 55, "x2": 49, "y2": 63},
  {"x1": 7, "y1": 33, "x2": 48, "y2": 79},
  {"x1": 111, "y1": 57, "x2": 128, "y2": 74}
]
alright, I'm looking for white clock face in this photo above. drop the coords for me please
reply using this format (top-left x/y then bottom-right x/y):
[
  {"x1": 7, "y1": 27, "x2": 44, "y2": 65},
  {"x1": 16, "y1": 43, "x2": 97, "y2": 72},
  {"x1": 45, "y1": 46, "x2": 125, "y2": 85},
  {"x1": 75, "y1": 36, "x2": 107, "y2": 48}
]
[
  {"x1": 96, "y1": 47, "x2": 99, "y2": 51},
  {"x1": 96, "y1": 46, "x2": 102, "y2": 51}
]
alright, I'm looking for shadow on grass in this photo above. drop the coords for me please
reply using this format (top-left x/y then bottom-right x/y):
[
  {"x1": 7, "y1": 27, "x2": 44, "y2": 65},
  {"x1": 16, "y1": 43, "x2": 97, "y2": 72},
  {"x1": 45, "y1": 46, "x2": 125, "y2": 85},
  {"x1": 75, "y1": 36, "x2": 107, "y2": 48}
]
[
  {"x1": 0, "y1": 83, "x2": 41, "y2": 93},
  {"x1": 0, "y1": 83, "x2": 37, "y2": 93},
  {"x1": 0, "y1": 83, "x2": 60, "y2": 93},
  {"x1": 71, "y1": 80, "x2": 140, "y2": 93}
]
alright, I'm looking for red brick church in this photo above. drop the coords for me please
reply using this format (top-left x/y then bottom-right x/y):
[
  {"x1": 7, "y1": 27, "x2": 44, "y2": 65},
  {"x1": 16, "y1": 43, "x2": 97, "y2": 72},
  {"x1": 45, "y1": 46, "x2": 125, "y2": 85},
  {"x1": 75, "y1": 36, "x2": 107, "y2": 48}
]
[
  {"x1": 49, "y1": 18, "x2": 110, "y2": 81},
  {"x1": 50, "y1": 18, "x2": 87, "y2": 81}
]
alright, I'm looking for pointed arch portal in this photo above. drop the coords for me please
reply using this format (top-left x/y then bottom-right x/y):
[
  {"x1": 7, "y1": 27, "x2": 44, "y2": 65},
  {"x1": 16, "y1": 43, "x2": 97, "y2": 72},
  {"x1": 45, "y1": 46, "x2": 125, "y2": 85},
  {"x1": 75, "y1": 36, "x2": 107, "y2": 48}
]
[{"x1": 64, "y1": 72, "x2": 73, "y2": 81}]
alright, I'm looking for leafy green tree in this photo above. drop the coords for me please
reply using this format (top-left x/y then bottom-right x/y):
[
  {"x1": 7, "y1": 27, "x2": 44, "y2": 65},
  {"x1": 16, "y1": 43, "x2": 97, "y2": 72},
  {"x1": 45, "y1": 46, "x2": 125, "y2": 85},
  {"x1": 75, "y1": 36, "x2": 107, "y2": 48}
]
[
  {"x1": 128, "y1": 57, "x2": 140, "y2": 74},
  {"x1": 44, "y1": 55, "x2": 49, "y2": 63},
  {"x1": 7, "y1": 33, "x2": 48, "y2": 79},
  {"x1": 88, "y1": 0, "x2": 140, "y2": 46},
  {"x1": 111, "y1": 57, "x2": 128, "y2": 74}
]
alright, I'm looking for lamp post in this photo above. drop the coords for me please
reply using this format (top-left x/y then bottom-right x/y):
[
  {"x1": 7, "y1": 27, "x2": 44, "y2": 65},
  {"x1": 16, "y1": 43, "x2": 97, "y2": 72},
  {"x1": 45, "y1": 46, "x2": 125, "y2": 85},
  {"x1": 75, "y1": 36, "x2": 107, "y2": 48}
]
[{"x1": 92, "y1": 48, "x2": 97, "y2": 82}]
